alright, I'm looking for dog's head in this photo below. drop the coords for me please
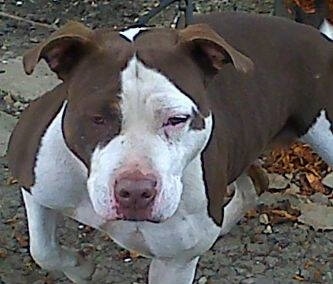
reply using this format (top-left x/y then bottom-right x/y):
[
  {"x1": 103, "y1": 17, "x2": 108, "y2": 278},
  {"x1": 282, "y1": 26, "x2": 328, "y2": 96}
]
[{"x1": 24, "y1": 22, "x2": 253, "y2": 224}]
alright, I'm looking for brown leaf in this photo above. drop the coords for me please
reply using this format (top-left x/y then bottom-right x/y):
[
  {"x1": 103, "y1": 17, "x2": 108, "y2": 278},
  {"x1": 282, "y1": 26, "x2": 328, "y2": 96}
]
[
  {"x1": 293, "y1": 275, "x2": 305, "y2": 281},
  {"x1": 14, "y1": 232, "x2": 29, "y2": 247},
  {"x1": 6, "y1": 176, "x2": 18, "y2": 185},
  {"x1": 245, "y1": 209, "x2": 258, "y2": 219},
  {"x1": 258, "y1": 200, "x2": 300, "y2": 225},
  {"x1": 130, "y1": 250, "x2": 142, "y2": 259},
  {"x1": 0, "y1": 248, "x2": 7, "y2": 258}
]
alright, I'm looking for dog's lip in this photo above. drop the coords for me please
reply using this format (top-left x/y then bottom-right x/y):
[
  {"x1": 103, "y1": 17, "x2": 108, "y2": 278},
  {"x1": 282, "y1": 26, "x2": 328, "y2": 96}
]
[{"x1": 115, "y1": 215, "x2": 162, "y2": 223}]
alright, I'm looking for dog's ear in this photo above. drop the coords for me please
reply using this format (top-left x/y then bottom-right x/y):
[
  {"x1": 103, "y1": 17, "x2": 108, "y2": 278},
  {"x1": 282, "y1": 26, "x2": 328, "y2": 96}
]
[
  {"x1": 23, "y1": 21, "x2": 97, "y2": 80},
  {"x1": 202, "y1": 131, "x2": 228, "y2": 226},
  {"x1": 179, "y1": 23, "x2": 254, "y2": 75}
]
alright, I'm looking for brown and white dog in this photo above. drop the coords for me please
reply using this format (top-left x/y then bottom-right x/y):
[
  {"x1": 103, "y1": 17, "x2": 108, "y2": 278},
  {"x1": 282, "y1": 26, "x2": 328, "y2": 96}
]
[{"x1": 7, "y1": 11, "x2": 333, "y2": 283}]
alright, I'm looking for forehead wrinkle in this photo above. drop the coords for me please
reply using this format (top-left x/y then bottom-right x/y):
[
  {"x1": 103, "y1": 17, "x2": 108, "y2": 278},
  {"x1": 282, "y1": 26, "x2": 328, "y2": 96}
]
[{"x1": 120, "y1": 55, "x2": 199, "y2": 128}]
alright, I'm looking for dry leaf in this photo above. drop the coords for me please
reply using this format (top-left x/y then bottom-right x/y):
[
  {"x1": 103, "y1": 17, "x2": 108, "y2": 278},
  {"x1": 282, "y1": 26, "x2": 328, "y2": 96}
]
[
  {"x1": 258, "y1": 200, "x2": 300, "y2": 225},
  {"x1": 130, "y1": 250, "x2": 142, "y2": 258},
  {"x1": 6, "y1": 176, "x2": 18, "y2": 185},
  {"x1": 293, "y1": 274, "x2": 305, "y2": 281},
  {"x1": 263, "y1": 142, "x2": 331, "y2": 196},
  {"x1": 0, "y1": 248, "x2": 7, "y2": 258},
  {"x1": 14, "y1": 232, "x2": 29, "y2": 247}
]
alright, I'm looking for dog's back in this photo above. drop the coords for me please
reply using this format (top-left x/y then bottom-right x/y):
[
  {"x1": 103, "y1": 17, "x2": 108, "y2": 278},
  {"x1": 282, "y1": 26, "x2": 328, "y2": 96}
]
[{"x1": 192, "y1": 12, "x2": 333, "y2": 181}]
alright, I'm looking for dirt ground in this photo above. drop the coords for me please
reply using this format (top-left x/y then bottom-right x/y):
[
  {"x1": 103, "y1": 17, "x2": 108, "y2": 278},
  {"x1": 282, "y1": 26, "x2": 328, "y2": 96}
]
[{"x1": 0, "y1": 0, "x2": 332, "y2": 283}]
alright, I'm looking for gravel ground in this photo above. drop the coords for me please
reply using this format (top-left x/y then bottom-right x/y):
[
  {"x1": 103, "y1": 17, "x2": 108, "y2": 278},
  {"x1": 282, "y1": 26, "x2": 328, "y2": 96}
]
[{"x1": 0, "y1": 1, "x2": 332, "y2": 283}]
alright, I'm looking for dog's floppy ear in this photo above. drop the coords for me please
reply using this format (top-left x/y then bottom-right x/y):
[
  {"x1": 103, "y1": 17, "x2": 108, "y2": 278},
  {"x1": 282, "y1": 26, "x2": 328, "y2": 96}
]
[
  {"x1": 179, "y1": 23, "x2": 254, "y2": 74},
  {"x1": 23, "y1": 21, "x2": 97, "y2": 80}
]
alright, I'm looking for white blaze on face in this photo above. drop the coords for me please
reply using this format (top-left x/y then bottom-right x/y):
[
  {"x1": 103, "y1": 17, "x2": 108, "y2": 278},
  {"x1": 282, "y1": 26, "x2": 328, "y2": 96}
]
[
  {"x1": 119, "y1": 26, "x2": 148, "y2": 42},
  {"x1": 87, "y1": 54, "x2": 213, "y2": 222}
]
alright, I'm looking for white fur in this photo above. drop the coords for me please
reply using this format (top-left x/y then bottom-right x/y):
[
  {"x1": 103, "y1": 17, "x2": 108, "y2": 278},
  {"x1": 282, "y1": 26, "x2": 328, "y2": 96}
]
[
  {"x1": 320, "y1": 19, "x2": 333, "y2": 40},
  {"x1": 220, "y1": 174, "x2": 259, "y2": 236},
  {"x1": 22, "y1": 189, "x2": 95, "y2": 283},
  {"x1": 119, "y1": 27, "x2": 148, "y2": 41},
  {"x1": 301, "y1": 109, "x2": 333, "y2": 165},
  {"x1": 88, "y1": 55, "x2": 213, "y2": 221}
]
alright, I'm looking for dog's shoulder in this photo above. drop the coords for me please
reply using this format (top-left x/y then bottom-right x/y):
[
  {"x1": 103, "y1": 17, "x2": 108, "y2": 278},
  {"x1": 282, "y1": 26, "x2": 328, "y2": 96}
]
[{"x1": 7, "y1": 84, "x2": 67, "y2": 188}]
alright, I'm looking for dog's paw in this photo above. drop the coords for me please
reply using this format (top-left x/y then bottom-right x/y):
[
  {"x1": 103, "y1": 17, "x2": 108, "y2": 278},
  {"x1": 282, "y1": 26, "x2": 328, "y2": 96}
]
[{"x1": 63, "y1": 250, "x2": 96, "y2": 284}]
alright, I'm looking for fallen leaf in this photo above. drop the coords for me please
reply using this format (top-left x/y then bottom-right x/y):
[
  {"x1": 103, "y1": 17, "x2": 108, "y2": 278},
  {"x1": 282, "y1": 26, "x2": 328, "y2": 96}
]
[
  {"x1": 0, "y1": 248, "x2": 7, "y2": 258},
  {"x1": 258, "y1": 200, "x2": 300, "y2": 224},
  {"x1": 6, "y1": 176, "x2": 18, "y2": 185},
  {"x1": 130, "y1": 250, "x2": 142, "y2": 258},
  {"x1": 14, "y1": 232, "x2": 29, "y2": 247},
  {"x1": 245, "y1": 209, "x2": 258, "y2": 219},
  {"x1": 293, "y1": 274, "x2": 305, "y2": 281}
]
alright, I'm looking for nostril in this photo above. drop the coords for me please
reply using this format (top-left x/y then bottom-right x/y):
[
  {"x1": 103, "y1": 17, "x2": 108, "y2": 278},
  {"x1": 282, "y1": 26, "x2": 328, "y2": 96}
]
[
  {"x1": 141, "y1": 190, "x2": 153, "y2": 199},
  {"x1": 119, "y1": 189, "x2": 130, "y2": 199}
]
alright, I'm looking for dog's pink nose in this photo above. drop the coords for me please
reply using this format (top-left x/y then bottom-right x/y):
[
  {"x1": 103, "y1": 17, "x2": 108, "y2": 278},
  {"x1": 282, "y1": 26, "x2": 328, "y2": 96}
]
[{"x1": 114, "y1": 171, "x2": 157, "y2": 220}]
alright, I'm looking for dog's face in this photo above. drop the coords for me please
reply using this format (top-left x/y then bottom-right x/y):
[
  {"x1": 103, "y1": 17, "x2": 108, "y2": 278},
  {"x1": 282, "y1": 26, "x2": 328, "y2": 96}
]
[{"x1": 24, "y1": 22, "x2": 253, "y2": 223}]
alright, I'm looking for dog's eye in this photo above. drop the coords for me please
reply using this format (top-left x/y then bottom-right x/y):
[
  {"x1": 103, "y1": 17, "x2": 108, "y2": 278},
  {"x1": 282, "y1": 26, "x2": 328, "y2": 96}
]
[
  {"x1": 164, "y1": 115, "x2": 190, "y2": 127},
  {"x1": 91, "y1": 114, "x2": 106, "y2": 125}
]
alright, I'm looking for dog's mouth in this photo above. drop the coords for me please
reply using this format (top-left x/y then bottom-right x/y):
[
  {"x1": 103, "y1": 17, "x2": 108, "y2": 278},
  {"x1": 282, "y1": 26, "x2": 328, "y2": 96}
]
[
  {"x1": 114, "y1": 204, "x2": 165, "y2": 223},
  {"x1": 115, "y1": 215, "x2": 162, "y2": 223}
]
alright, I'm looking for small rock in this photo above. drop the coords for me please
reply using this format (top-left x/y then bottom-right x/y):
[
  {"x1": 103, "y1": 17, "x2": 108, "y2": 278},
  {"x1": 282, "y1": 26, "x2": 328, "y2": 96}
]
[
  {"x1": 310, "y1": 192, "x2": 330, "y2": 206},
  {"x1": 33, "y1": 280, "x2": 45, "y2": 284},
  {"x1": 265, "y1": 256, "x2": 279, "y2": 268},
  {"x1": 285, "y1": 183, "x2": 300, "y2": 195},
  {"x1": 252, "y1": 263, "x2": 266, "y2": 274},
  {"x1": 268, "y1": 173, "x2": 289, "y2": 189},
  {"x1": 3, "y1": 94, "x2": 14, "y2": 105},
  {"x1": 29, "y1": 37, "x2": 39, "y2": 43},
  {"x1": 299, "y1": 269, "x2": 310, "y2": 280},
  {"x1": 263, "y1": 224, "x2": 273, "y2": 234},
  {"x1": 235, "y1": 267, "x2": 248, "y2": 275},
  {"x1": 240, "y1": 278, "x2": 255, "y2": 284},
  {"x1": 259, "y1": 213, "x2": 269, "y2": 225},
  {"x1": 13, "y1": 101, "x2": 23, "y2": 109},
  {"x1": 285, "y1": 173, "x2": 293, "y2": 180},
  {"x1": 322, "y1": 172, "x2": 333, "y2": 188},
  {"x1": 198, "y1": 276, "x2": 208, "y2": 284}
]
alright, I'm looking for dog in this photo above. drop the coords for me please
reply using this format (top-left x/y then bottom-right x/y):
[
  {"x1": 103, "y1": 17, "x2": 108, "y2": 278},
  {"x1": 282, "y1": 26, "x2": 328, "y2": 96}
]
[{"x1": 7, "y1": 11, "x2": 333, "y2": 283}]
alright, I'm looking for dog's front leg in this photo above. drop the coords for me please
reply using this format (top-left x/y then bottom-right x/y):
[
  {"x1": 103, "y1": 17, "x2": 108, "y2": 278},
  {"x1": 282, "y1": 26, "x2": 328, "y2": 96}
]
[
  {"x1": 22, "y1": 190, "x2": 95, "y2": 283},
  {"x1": 148, "y1": 257, "x2": 199, "y2": 284},
  {"x1": 220, "y1": 172, "x2": 261, "y2": 236}
]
